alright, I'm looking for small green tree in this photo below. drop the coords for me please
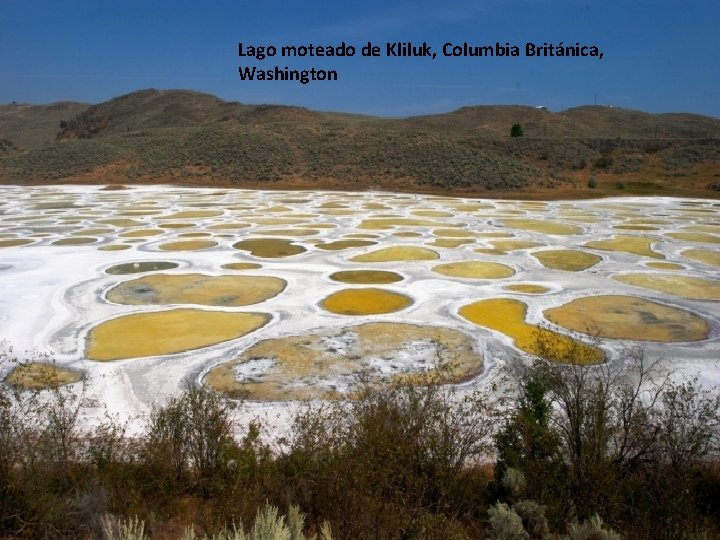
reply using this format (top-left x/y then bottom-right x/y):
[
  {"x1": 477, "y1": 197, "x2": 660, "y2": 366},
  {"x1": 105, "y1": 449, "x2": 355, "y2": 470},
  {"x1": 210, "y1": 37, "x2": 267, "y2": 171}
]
[
  {"x1": 511, "y1": 124, "x2": 524, "y2": 137},
  {"x1": 495, "y1": 369, "x2": 564, "y2": 521},
  {"x1": 497, "y1": 342, "x2": 720, "y2": 536}
]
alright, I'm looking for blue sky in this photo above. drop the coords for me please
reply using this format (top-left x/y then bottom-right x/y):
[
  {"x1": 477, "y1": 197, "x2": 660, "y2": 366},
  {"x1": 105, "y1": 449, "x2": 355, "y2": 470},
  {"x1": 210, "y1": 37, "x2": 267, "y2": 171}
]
[{"x1": 1, "y1": 0, "x2": 718, "y2": 117}]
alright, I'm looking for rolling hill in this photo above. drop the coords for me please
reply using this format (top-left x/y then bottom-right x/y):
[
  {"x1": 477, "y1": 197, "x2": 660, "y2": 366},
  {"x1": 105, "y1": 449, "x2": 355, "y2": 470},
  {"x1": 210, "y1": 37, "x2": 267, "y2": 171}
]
[{"x1": 1, "y1": 89, "x2": 719, "y2": 198}]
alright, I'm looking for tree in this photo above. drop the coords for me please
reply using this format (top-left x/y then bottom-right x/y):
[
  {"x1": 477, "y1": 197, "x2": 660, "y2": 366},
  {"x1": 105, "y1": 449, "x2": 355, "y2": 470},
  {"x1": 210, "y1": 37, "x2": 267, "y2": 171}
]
[
  {"x1": 511, "y1": 124, "x2": 524, "y2": 137},
  {"x1": 496, "y1": 343, "x2": 720, "y2": 535},
  {"x1": 495, "y1": 370, "x2": 564, "y2": 509}
]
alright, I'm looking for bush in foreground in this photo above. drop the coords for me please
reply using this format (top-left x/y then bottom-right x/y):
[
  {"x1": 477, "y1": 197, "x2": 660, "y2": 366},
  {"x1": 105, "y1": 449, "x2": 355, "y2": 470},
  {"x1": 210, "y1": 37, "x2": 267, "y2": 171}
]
[
  {"x1": 1, "y1": 338, "x2": 719, "y2": 538},
  {"x1": 495, "y1": 344, "x2": 720, "y2": 537}
]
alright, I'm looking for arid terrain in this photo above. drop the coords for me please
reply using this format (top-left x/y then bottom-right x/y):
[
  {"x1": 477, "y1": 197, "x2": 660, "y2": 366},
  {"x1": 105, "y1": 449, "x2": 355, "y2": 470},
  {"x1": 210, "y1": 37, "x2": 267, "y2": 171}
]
[
  {"x1": 1, "y1": 89, "x2": 719, "y2": 199},
  {"x1": 1, "y1": 92, "x2": 720, "y2": 539}
]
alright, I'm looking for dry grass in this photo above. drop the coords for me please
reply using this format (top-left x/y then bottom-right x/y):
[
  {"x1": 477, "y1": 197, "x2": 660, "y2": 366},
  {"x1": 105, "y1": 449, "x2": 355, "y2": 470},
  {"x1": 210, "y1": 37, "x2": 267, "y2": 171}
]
[{"x1": 2, "y1": 89, "x2": 719, "y2": 199}]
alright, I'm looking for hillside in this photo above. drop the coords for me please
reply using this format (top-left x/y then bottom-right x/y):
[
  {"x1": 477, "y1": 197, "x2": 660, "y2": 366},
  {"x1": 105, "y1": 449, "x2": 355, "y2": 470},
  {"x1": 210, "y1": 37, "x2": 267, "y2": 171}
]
[
  {"x1": 1, "y1": 89, "x2": 719, "y2": 198},
  {"x1": 0, "y1": 101, "x2": 88, "y2": 151}
]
